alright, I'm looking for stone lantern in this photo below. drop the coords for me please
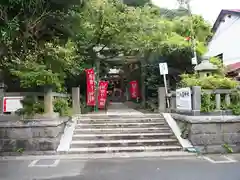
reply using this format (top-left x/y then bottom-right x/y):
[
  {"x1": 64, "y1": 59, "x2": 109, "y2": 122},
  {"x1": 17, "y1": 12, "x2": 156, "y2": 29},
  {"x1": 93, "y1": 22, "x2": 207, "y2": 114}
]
[{"x1": 194, "y1": 56, "x2": 218, "y2": 77}]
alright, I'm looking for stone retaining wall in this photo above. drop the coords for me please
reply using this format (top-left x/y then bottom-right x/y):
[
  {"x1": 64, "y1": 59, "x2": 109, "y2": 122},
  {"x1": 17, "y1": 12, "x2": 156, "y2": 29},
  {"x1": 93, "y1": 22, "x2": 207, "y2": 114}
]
[
  {"x1": 171, "y1": 114, "x2": 240, "y2": 153},
  {"x1": 0, "y1": 116, "x2": 68, "y2": 153}
]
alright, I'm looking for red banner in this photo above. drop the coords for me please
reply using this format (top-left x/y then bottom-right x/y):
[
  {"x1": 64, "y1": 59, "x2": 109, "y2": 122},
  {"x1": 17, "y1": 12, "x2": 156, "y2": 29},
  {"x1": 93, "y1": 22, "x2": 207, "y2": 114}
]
[
  {"x1": 85, "y1": 68, "x2": 95, "y2": 106},
  {"x1": 129, "y1": 80, "x2": 139, "y2": 99},
  {"x1": 98, "y1": 81, "x2": 109, "y2": 109}
]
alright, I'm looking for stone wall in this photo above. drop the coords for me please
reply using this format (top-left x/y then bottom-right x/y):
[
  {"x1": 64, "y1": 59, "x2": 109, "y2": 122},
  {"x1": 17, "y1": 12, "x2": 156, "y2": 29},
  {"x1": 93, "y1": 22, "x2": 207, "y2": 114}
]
[
  {"x1": 0, "y1": 116, "x2": 68, "y2": 153},
  {"x1": 172, "y1": 114, "x2": 240, "y2": 153}
]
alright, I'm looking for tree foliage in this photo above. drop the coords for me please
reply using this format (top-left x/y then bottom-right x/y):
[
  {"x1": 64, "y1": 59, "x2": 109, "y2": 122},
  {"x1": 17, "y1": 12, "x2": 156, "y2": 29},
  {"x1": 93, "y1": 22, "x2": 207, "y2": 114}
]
[
  {"x1": 0, "y1": 0, "x2": 214, "y2": 110},
  {"x1": 0, "y1": 0, "x2": 83, "y2": 90},
  {"x1": 123, "y1": 0, "x2": 150, "y2": 7},
  {"x1": 159, "y1": 8, "x2": 189, "y2": 19},
  {"x1": 179, "y1": 58, "x2": 240, "y2": 114}
]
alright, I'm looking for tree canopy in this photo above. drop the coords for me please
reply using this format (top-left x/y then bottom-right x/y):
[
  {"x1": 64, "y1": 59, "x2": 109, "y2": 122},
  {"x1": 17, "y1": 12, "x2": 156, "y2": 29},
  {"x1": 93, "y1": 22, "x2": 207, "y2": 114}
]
[
  {"x1": 123, "y1": 0, "x2": 150, "y2": 7},
  {"x1": 0, "y1": 0, "x2": 212, "y2": 95}
]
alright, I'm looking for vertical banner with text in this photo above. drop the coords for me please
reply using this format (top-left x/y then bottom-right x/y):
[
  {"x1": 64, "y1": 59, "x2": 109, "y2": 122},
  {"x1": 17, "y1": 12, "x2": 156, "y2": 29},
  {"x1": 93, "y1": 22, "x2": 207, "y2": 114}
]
[
  {"x1": 85, "y1": 68, "x2": 95, "y2": 106},
  {"x1": 129, "y1": 80, "x2": 139, "y2": 99},
  {"x1": 98, "y1": 81, "x2": 109, "y2": 109}
]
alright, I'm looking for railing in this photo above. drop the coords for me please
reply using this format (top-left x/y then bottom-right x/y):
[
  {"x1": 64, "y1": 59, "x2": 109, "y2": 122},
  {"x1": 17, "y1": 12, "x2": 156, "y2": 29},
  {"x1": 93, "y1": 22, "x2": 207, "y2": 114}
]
[
  {"x1": 201, "y1": 89, "x2": 232, "y2": 111},
  {"x1": 4, "y1": 92, "x2": 70, "y2": 98},
  {"x1": 164, "y1": 86, "x2": 236, "y2": 115}
]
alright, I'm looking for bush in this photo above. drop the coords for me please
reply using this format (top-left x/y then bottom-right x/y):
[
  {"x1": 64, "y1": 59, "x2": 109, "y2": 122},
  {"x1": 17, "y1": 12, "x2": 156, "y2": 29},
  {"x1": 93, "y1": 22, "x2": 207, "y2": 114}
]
[
  {"x1": 16, "y1": 96, "x2": 44, "y2": 118},
  {"x1": 16, "y1": 96, "x2": 72, "y2": 118},
  {"x1": 200, "y1": 93, "x2": 215, "y2": 112},
  {"x1": 53, "y1": 98, "x2": 72, "y2": 116},
  {"x1": 179, "y1": 59, "x2": 240, "y2": 114},
  {"x1": 180, "y1": 74, "x2": 237, "y2": 89}
]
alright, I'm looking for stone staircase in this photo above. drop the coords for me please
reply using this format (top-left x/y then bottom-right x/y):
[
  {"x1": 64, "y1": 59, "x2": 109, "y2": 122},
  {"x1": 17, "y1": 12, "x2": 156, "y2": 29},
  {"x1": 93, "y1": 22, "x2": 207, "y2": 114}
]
[{"x1": 68, "y1": 114, "x2": 182, "y2": 155}]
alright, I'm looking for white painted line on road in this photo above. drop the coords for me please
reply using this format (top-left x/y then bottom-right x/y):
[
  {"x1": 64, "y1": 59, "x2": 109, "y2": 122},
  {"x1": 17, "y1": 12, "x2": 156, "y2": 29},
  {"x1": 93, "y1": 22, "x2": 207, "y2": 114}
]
[
  {"x1": 223, "y1": 155, "x2": 238, "y2": 162},
  {"x1": 28, "y1": 159, "x2": 60, "y2": 167},
  {"x1": 162, "y1": 156, "x2": 198, "y2": 161},
  {"x1": 203, "y1": 156, "x2": 237, "y2": 164}
]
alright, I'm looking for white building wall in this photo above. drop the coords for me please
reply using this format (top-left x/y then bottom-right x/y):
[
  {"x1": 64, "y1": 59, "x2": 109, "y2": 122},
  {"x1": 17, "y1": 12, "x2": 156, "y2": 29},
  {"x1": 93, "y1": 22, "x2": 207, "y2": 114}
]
[{"x1": 206, "y1": 14, "x2": 240, "y2": 65}]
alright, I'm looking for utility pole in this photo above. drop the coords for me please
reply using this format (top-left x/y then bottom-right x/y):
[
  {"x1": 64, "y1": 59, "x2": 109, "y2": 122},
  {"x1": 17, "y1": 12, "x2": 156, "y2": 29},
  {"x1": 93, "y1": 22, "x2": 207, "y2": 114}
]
[{"x1": 177, "y1": 0, "x2": 197, "y2": 65}]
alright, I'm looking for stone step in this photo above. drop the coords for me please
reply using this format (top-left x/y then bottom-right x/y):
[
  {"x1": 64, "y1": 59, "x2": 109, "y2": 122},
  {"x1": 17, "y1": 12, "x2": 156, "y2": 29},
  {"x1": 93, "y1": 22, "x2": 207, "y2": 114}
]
[
  {"x1": 72, "y1": 132, "x2": 174, "y2": 140},
  {"x1": 74, "y1": 127, "x2": 172, "y2": 134},
  {"x1": 70, "y1": 139, "x2": 178, "y2": 148},
  {"x1": 58, "y1": 151, "x2": 195, "y2": 158},
  {"x1": 75, "y1": 122, "x2": 167, "y2": 128},
  {"x1": 78, "y1": 117, "x2": 163, "y2": 120},
  {"x1": 76, "y1": 118, "x2": 165, "y2": 124},
  {"x1": 75, "y1": 114, "x2": 162, "y2": 118},
  {"x1": 68, "y1": 145, "x2": 182, "y2": 154}
]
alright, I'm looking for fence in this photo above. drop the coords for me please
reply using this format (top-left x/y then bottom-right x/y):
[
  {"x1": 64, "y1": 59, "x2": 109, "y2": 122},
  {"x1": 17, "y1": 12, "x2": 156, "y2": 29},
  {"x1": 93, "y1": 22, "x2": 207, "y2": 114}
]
[
  {"x1": 0, "y1": 87, "x2": 81, "y2": 115},
  {"x1": 158, "y1": 86, "x2": 235, "y2": 116},
  {"x1": 4, "y1": 92, "x2": 70, "y2": 98}
]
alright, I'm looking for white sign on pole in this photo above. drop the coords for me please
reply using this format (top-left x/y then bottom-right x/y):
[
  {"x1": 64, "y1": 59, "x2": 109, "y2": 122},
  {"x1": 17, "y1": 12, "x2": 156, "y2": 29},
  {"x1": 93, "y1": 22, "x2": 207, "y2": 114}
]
[
  {"x1": 3, "y1": 96, "x2": 24, "y2": 112},
  {"x1": 191, "y1": 51, "x2": 197, "y2": 65},
  {"x1": 176, "y1": 87, "x2": 192, "y2": 111},
  {"x1": 159, "y1": 63, "x2": 168, "y2": 75},
  {"x1": 159, "y1": 62, "x2": 169, "y2": 108}
]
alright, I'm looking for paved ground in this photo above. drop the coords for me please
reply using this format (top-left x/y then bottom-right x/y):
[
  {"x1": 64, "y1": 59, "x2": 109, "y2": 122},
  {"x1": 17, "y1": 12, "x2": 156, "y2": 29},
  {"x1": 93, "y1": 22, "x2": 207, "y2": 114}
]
[{"x1": 1, "y1": 154, "x2": 240, "y2": 180}]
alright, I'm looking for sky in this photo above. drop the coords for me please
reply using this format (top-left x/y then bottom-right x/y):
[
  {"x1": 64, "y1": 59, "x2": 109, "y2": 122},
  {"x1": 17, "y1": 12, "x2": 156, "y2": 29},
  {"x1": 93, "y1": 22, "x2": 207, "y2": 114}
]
[{"x1": 152, "y1": 0, "x2": 240, "y2": 24}]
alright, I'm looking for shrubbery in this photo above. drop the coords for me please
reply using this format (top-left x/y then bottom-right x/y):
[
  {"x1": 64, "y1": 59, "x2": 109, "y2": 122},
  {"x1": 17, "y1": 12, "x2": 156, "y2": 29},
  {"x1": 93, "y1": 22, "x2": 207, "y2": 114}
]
[
  {"x1": 16, "y1": 96, "x2": 72, "y2": 118},
  {"x1": 179, "y1": 58, "x2": 240, "y2": 114}
]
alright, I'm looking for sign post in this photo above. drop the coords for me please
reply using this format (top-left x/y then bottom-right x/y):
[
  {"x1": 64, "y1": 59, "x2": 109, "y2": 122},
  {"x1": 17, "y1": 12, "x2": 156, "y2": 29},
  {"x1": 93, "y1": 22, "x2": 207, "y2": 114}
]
[{"x1": 159, "y1": 63, "x2": 170, "y2": 108}]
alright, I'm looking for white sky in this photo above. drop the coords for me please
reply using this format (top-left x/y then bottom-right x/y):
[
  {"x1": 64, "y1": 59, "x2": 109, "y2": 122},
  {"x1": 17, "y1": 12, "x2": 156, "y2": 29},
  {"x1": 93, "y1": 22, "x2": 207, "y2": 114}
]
[{"x1": 152, "y1": 0, "x2": 240, "y2": 24}]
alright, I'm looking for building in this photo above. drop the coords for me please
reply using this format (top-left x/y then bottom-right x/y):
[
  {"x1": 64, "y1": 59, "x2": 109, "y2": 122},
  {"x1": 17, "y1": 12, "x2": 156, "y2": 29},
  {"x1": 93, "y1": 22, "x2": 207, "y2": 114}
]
[{"x1": 206, "y1": 9, "x2": 240, "y2": 76}]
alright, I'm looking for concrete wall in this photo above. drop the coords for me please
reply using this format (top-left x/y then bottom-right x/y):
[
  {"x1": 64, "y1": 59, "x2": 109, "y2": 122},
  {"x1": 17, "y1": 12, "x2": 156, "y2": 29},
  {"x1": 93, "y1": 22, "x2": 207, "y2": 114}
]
[
  {"x1": 172, "y1": 114, "x2": 240, "y2": 153},
  {"x1": 0, "y1": 116, "x2": 68, "y2": 153},
  {"x1": 206, "y1": 14, "x2": 240, "y2": 65}
]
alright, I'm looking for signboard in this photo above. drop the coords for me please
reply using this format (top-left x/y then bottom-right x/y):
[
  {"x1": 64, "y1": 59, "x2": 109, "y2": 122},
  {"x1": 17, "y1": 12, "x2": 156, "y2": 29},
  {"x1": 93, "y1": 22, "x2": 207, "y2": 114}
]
[
  {"x1": 85, "y1": 68, "x2": 96, "y2": 106},
  {"x1": 176, "y1": 87, "x2": 192, "y2": 111},
  {"x1": 191, "y1": 51, "x2": 197, "y2": 65},
  {"x1": 129, "y1": 80, "x2": 139, "y2": 99},
  {"x1": 98, "y1": 81, "x2": 108, "y2": 109},
  {"x1": 3, "y1": 96, "x2": 24, "y2": 112},
  {"x1": 159, "y1": 63, "x2": 168, "y2": 75}
]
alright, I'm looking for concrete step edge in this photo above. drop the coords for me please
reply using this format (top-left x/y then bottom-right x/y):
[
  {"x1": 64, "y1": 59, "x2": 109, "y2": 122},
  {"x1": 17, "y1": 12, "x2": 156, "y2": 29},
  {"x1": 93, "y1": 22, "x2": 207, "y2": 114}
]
[
  {"x1": 58, "y1": 151, "x2": 195, "y2": 158},
  {"x1": 75, "y1": 114, "x2": 162, "y2": 117},
  {"x1": 69, "y1": 145, "x2": 182, "y2": 152},
  {"x1": 76, "y1": 122, "x2": 166, "y2": 126},
  {"x1": 71, "y1": 139, "x2": 178, "y2": 144},
  {"x1": 72, "y1": 132, "x2": 173, "y2": 137},
  {"x1": 76, "y1": 118, "x2": 164, "y2": 121},
  {"x1": 74, "y1": 127, "x2": 170, "y2": 131}
]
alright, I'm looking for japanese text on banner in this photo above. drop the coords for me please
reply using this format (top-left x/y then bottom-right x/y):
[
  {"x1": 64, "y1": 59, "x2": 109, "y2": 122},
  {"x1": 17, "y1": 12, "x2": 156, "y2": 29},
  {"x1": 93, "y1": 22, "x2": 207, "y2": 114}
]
[
  {"x1": 85, "y1": 68, "x2": 95, "y2": 106},
  {"x1": 98, "y1": 81, "x2": 108, "y2": 109},
  {"x1": 129, "y1": 80, "x2": 139, "y2": 99}
]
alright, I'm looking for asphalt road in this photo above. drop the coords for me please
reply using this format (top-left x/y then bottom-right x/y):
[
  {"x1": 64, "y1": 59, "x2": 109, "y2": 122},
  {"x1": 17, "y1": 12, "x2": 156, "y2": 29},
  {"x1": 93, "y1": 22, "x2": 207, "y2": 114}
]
[{"x1": 1, "y1": 154, "x2": 240, "y2": 180}]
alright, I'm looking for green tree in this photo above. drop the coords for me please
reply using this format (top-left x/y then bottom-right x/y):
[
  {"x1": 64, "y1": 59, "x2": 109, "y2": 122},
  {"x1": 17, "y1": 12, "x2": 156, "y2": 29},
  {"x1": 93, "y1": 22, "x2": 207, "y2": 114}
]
[
  {"x1": 0, "y1": 0, "x2": 83, "y2": 90},
  {"x1": 123, "y1": 0, "x2": 150, "y2": 6},
  {"x1": 143, "y1": 10, "x2": 212, "y2": 110},
  {"x1": 159, "y1": 8, "x2": 189, "y2": 19}
]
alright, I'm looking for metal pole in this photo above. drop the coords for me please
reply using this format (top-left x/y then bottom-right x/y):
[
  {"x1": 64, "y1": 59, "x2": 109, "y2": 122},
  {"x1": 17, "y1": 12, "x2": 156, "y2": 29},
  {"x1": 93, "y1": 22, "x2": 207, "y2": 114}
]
[
  {"x1": 186, "y1": 1, "x2": 197, "y2": 65},
  {"x1": 178, "y1": 0, "x2": 197, "y2": 65},
  {"x1": 163, "y1": 74, "x2": 170, "y2": 108}
]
